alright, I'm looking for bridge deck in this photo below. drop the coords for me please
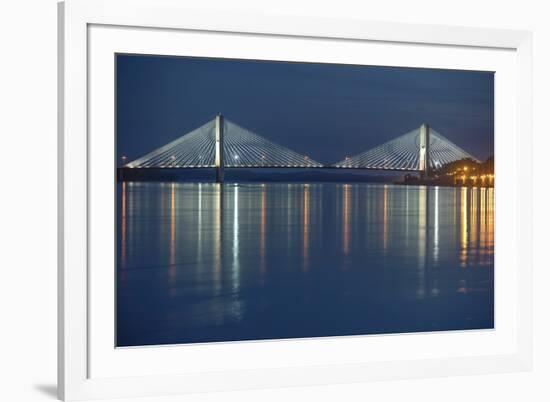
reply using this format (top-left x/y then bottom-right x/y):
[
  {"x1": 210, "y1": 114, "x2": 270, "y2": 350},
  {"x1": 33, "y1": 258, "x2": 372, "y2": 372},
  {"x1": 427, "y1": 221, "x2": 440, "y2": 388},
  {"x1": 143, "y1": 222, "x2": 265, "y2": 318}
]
[{"x1": 120, "y1": 166, "x2": 422, "y2": 172}]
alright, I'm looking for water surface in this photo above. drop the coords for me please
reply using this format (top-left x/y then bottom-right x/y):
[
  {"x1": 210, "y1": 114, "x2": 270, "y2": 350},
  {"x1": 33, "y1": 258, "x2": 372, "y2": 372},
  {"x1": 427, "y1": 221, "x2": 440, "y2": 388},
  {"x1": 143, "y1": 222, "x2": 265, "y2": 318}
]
[{"x1": 117, "y1": 182, "x2": 494, "y2": 346}]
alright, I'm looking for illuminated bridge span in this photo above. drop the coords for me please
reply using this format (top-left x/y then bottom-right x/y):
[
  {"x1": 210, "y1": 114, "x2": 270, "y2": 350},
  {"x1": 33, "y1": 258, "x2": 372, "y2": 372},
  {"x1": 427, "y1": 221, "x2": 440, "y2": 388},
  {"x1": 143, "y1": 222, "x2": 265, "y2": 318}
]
[
  {"x1": 124, "y1": 115, "x2": 478, "y2": 182},
  {"x1": 333, "y1": 123, "x2": 479, "y2": 173},
  {"x1": 125, "y1": 115, "x2": 322, "y2": 181}
]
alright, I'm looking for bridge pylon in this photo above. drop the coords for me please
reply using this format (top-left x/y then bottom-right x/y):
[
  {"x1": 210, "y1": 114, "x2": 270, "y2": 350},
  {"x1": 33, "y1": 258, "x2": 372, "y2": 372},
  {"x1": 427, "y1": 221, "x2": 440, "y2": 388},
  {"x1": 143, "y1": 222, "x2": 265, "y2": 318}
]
[
  {"x1": 418, "y1": 123, "x2": 430, "y2": 178},
  {"x1": 215, "y1": 114, "x2": 225, "y2": 183}
]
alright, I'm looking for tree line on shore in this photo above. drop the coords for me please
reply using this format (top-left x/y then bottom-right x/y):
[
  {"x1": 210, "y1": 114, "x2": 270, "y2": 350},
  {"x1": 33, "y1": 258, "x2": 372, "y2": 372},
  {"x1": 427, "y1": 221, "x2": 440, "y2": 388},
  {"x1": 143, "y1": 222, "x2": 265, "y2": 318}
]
[
  {"x1": 433, "y1": 155, "x2": 494, "y2": 177},
  {"x1": 404, "y1": 156, "x2": 494, "y2": 186}
]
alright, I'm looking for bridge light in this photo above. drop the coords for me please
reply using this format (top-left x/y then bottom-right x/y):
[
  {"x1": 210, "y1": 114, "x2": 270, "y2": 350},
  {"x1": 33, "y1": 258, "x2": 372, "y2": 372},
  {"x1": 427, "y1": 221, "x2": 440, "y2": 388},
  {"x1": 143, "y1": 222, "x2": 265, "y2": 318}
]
[{"x1": 234, "y1": 154, "x2": 239, "y2": 159}]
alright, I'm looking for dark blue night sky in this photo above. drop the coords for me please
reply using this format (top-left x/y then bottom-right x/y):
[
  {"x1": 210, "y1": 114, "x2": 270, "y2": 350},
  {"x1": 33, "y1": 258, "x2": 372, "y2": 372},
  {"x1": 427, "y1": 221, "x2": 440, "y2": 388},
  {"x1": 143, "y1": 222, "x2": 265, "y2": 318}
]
[{"x1": 116, "y1": 54, "x2": 494, "y2": 166}]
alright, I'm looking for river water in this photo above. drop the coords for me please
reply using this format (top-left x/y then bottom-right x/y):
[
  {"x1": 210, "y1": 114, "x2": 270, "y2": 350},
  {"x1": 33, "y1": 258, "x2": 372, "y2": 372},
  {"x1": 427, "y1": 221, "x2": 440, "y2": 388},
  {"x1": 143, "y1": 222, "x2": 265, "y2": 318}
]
[{"x1": 116, "y1": 182, "x2": 494, "y2": 347}]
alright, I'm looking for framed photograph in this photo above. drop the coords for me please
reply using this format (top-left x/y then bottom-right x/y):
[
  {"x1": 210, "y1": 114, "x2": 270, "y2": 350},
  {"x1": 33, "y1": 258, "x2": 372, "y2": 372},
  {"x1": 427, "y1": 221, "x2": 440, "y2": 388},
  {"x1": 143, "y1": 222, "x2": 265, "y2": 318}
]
[{"x1": 58, "y1": 0, "x2": 533, "y2": 400}]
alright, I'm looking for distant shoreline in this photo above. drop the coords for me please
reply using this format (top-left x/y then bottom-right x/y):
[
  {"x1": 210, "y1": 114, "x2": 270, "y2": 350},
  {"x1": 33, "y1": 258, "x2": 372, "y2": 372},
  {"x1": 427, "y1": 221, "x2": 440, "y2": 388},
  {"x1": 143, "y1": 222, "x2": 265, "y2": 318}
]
[
  {"x1": 118, "y1": 180, "x2": 493, "y2": 189},
  {"x1": 117, "y1": 167, "x2": 493, "y2": 188},
  {"x1": 117, "y1": 167, "x2": 402, "y2": 184}
]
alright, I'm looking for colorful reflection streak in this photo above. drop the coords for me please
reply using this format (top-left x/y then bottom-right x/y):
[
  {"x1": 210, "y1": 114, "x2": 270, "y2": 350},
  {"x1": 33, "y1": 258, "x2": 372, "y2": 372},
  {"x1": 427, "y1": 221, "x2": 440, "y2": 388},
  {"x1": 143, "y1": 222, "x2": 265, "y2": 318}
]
[
  {"x1": 120, "y1": 182, "x2": 127, "y2": 269},
  {"x1": 342, "y1": 184, "x2": 350, "y2": 256},
  {"x1": 302, "y1": 184, "x2": 310, "y2": 271}
]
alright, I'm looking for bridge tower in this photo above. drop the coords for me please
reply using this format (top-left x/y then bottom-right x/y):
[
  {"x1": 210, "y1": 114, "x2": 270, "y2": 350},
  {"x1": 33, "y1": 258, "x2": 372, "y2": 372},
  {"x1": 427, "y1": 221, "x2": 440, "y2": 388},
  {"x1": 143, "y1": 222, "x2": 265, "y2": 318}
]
[
  {"x1": 418, "y1": 123, "x2": 430, "y2": 178},
  {"x1": 215, "y1": 114, "x2": 225, "y2": 183}
]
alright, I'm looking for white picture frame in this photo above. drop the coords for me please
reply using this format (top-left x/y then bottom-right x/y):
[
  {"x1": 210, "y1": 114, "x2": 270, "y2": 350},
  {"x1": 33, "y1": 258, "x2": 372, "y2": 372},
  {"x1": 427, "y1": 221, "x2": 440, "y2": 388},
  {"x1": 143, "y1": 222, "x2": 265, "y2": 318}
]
[{"x1": 58, "y1": 0, "x2": 533, "y2": 400}]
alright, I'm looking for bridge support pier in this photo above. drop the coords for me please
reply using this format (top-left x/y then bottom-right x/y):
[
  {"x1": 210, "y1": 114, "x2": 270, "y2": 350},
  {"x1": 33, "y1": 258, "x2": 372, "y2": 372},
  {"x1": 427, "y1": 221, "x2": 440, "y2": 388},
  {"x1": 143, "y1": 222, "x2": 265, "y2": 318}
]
[
  {"x1": 215, "y1": 114, "x2": 225, "y2": 183},
  {"x1": 419, "y1": 123, "x2": 430, "y2": 179}
]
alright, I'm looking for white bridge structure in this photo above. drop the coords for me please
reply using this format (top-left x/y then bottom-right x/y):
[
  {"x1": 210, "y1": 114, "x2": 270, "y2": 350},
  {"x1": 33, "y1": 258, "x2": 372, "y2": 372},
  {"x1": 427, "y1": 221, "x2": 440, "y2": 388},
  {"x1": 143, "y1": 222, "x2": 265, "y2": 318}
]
[
  {"x1": 123, "y1": 114, "x2": 478, "y2": 182},
  {"x1": 333, "y1": 123, "x2": 479, "y2": 174}
]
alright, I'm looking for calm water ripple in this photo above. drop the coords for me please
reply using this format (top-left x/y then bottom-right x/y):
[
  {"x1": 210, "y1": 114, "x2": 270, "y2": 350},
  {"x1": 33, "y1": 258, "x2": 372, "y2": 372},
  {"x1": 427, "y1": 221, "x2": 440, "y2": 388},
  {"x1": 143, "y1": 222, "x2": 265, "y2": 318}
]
[{"x1": 117, "y1": 182, "x2": 494, "y2": 346}]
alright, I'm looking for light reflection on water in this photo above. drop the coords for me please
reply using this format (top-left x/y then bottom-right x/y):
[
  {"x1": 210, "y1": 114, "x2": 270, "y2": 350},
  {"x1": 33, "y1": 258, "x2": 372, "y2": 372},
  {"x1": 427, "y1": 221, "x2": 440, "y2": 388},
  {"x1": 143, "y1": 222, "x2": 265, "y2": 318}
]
[{"x1": 117, "y1": 182, "x2": 494, "y2": 347}]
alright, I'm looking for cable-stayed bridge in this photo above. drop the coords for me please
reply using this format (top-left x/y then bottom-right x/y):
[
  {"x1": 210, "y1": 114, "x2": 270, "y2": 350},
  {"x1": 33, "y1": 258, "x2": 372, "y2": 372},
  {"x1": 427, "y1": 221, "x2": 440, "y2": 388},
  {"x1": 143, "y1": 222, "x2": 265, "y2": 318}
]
[
  {"x1": 122, "y1": 114, "x2": 478, "y2": 182},
  {"x1": 333, "y1": 124, "x2": 479, "y2": 171}
]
